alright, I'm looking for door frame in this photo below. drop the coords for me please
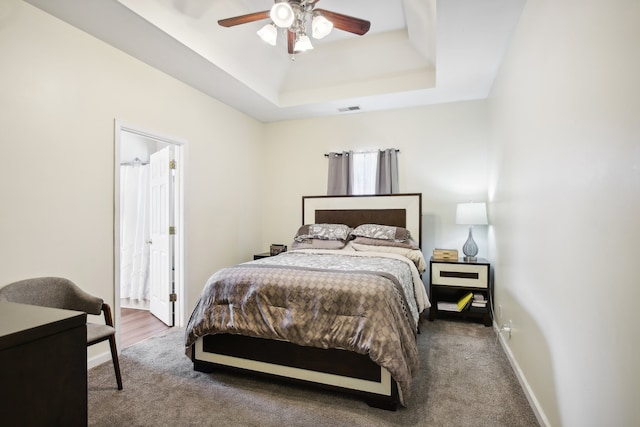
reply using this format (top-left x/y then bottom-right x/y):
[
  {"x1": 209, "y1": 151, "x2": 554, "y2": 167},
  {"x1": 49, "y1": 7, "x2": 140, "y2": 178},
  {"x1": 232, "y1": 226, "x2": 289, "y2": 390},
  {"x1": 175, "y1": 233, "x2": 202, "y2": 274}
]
[{"x1": 114, "y1": 120, "x2": 187, "y2": 344}]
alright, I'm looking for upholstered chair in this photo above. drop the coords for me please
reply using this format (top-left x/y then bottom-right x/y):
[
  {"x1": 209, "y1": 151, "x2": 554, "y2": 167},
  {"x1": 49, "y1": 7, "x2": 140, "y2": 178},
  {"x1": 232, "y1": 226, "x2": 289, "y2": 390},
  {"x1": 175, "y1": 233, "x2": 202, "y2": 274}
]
[{"x1": 0, "y1": 277, "x2": 123, "y2": 390}]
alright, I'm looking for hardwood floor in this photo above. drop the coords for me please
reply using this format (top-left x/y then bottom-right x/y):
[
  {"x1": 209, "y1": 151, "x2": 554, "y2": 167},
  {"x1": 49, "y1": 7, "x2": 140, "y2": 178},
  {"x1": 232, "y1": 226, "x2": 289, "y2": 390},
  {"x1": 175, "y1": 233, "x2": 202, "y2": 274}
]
[{"x1": 120, "y1": 308, "x2": 171, "y2": 349}]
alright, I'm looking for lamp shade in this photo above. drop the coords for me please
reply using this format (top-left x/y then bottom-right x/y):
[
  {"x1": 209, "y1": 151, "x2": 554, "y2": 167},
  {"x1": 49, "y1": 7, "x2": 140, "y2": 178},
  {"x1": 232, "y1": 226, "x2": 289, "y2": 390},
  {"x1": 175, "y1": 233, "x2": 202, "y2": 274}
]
[
  {"x1": 456, "y1": 202, "x2": 488, "y2": 225},
  {"x1": 270, "y1": 2, "x2": 295, "y2": 28},
  {"x1": 312, "y1": 14, "x2": 333, "y2": 39},
  {"x1": 294, "y1": 34, "x2": 314, "y2": 51},
  {"x1": 257, "y1": 24, "x2": 277, "y2": 46}
]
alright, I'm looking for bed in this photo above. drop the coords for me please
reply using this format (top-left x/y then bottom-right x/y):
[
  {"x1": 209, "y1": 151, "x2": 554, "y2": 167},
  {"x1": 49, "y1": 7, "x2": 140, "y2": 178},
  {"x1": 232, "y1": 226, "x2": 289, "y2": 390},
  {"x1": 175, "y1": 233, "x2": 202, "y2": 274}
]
[{"x1": 185, "y1": 193, "x2": 429, "y2": 410}]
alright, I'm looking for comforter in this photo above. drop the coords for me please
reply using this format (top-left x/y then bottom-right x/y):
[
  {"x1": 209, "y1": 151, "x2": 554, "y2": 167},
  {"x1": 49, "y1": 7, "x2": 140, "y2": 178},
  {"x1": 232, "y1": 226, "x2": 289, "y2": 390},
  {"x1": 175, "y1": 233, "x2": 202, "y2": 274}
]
[{"x1": 185, "y1": 250, "x2": 429, "y2": 405}]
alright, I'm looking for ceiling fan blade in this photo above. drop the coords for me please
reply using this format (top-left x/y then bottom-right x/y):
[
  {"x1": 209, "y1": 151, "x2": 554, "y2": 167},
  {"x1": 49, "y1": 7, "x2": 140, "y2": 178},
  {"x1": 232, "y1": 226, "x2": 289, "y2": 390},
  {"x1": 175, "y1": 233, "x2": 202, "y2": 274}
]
[
  {"x1": 218, "y1": 10, "x2": 270, "y2": 27},
  {"x1": 288, "y1": 30, "x2": 295, "y2": 54},
  {"x1": 315, "y1": 9, "x2": 371, "y2": 36}
]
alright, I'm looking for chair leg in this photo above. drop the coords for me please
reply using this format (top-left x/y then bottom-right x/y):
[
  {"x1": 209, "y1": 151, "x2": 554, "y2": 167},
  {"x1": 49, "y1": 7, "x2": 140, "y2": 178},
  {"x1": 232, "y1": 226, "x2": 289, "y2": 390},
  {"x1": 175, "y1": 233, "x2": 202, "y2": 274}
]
[{"x1": 108, "y1": 335, "x2": 123, "y2": 390}]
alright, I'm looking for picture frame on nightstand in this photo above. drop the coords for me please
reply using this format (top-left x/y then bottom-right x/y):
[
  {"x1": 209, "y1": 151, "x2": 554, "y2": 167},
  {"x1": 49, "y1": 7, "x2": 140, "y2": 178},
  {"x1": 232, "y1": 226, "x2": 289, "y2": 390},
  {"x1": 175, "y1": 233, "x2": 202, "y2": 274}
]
[{"x1": 270, "y1": 244, "x2": 287, "y2": 256}]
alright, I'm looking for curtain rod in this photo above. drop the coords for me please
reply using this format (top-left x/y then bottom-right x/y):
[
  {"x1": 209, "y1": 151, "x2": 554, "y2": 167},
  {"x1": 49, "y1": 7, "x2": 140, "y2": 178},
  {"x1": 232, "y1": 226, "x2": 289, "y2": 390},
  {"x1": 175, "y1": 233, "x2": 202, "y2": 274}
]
[{"x1": 324, "y1": 149, "x2": 400, "y2": 157}]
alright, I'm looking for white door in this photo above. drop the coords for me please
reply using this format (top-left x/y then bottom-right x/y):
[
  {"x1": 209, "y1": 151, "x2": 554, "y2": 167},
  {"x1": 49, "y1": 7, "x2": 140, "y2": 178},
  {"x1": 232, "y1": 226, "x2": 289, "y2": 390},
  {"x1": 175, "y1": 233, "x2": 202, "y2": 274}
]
[{"x1": 149, "y1": 146, "x2": 174, "y2": 326}]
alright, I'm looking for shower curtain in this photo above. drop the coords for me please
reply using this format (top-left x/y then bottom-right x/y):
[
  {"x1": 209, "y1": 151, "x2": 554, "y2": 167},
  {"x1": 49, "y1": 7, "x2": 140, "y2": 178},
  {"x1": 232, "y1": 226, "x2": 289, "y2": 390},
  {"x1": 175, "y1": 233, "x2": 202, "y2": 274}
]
[{"x1": 120, "y1": 163, "x2": 151, "y2": 302}]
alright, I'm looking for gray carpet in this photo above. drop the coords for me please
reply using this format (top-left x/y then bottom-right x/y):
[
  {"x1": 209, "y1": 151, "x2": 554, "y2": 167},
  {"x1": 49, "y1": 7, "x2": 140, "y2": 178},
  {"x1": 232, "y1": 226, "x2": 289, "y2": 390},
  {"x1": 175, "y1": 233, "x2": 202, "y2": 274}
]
[{"x1": 88, "y1": 319, "x2": 539, "y2": 427}]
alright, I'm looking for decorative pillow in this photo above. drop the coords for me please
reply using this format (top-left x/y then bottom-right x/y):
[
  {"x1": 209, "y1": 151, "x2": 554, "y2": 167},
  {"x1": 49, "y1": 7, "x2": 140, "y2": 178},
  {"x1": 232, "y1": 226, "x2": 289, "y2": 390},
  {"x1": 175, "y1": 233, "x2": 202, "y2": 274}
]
[
  {"x1": 351, "y1": 224, "x2": 412, "y2": 242},
  {"x1": 294, "y1": 224, "x2": 352, "y2": 242},
  {"x1": 352, "y1": 236, "x2": 419, "y2": 250},
  {"x1": 291, "y1": 239, "x2": 348, "y2": 250}
]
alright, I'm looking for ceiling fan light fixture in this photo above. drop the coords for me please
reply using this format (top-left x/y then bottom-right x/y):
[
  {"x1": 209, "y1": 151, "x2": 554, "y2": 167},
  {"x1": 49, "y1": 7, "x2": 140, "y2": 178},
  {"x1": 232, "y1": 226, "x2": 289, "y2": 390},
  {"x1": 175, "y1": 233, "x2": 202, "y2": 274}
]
[
  {"x1": 257, "y1": 23, "x2": 277, "y2": 46},
  {"x1": 312, "y1": 14, "x2": 333, "y2": 39},
  {"x1": 270, "y1": 2, "x2": 295, "y2": 28},
  {"x1": 294, "y1": 34, "x2": 314, "y2": 52},
  {"x1": 218, "y1": 1, "x2": 370, "y2": 58}
]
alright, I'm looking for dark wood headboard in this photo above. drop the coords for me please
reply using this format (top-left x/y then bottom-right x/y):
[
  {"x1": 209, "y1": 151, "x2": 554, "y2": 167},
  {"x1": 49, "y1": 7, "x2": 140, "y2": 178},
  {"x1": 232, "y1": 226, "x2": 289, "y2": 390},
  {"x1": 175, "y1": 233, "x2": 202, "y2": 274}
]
[
  {"x1": 302, "y1": 194, "x2": 422, "y2": 248},
  {"x1": 314, "y1": 209, "x2": 406, "y2": 229}
]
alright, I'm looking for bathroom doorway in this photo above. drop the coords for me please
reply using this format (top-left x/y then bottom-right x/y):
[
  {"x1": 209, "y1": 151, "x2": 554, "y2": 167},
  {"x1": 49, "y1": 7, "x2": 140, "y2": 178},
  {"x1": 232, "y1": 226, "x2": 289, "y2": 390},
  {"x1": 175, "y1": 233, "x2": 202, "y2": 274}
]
[{"x1": 114, "y1": 121, "x2": 186, "y2": 347}]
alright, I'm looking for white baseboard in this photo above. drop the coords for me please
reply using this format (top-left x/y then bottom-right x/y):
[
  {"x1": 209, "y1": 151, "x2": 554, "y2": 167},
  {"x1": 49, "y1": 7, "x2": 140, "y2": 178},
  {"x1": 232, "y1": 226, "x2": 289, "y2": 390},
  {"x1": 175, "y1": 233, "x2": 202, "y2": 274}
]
[
  {"x1": 88, "y1": 351, "x2": 112, "y2": 370},
  {"x1": 494, "y1": 322, "x2": 551, "y2": 427}
]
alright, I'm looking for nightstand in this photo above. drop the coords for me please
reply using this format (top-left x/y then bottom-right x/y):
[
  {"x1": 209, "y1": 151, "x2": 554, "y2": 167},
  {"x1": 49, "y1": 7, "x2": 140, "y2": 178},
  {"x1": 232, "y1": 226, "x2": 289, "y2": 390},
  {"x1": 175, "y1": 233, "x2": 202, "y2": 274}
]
[
  {"x1": 428, "y1": 257, "x2": 492, "y2": 326},
  {"x1": 253, "y1": 252, "x2": 272, "y2": 260}
]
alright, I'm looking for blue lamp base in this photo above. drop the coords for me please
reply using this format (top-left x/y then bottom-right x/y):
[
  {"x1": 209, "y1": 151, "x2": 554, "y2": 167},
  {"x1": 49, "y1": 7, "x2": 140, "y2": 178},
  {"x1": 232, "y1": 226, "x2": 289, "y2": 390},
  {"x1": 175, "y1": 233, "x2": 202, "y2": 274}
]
[{"x1": 462, "y1": 226, "x2": 479, "y2": 262}]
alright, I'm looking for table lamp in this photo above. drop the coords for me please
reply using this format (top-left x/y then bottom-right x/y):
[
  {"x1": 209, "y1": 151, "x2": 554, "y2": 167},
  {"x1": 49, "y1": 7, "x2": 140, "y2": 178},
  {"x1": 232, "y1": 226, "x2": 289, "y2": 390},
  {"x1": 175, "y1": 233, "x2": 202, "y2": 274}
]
[{"x1": 456, "y1": 202, "x2": 488, "y2": 261}]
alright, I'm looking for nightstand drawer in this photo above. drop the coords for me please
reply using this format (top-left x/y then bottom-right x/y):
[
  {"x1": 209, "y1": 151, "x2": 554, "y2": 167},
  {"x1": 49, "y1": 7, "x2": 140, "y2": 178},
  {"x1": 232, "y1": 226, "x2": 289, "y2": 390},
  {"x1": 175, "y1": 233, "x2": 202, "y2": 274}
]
[{"x1": 431, "y1": 263, "x2": 488, "y2": 288}]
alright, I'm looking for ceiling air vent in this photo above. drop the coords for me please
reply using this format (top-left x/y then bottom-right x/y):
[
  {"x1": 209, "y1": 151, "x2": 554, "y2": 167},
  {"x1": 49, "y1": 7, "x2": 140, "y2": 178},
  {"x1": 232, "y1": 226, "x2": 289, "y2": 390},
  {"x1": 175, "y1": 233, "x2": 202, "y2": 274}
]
[{"x1": 338, "y1": 106, "x2": 361, "y2": 113}]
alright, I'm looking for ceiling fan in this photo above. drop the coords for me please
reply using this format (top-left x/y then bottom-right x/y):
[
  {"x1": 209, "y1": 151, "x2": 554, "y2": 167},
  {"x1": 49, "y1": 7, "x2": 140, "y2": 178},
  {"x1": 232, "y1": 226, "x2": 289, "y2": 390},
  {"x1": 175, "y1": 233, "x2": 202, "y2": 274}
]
[{"x1": 218, "y1": 0, "x2": 371, "y2": 56}]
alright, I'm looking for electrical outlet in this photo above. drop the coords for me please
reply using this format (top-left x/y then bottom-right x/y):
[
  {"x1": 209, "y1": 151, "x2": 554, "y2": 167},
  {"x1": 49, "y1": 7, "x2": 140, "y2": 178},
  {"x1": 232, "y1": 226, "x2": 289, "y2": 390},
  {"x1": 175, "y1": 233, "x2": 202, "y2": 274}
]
[{"x1": 499, "y1": 320, "x2": 513, "y2": 339}]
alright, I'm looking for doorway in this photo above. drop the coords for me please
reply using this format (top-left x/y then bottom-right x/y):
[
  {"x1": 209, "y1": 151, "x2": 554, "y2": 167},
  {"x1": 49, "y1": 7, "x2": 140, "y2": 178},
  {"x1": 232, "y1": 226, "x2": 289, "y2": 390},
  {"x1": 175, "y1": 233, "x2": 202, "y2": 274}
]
[{"x1": 114, "y1": 121, "x2": 186, "y2": 348}]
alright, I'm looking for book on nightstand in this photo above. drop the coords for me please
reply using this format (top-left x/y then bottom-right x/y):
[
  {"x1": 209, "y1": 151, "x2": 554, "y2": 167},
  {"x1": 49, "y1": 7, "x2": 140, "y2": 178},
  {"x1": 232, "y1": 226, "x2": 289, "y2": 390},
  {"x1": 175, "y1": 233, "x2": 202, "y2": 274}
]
[
  {"x1": 437, "y1": 301, "x2": 459, "y2": 311},
  {"x1": 457, "y1": 292, "x2": 473, "y2": 311},
  {"x1": 471, "y1": 292, "x2": 487, "y2": 308},
  {"x1": 432, "y1": 248, "x2": 458, "y2": 260},
  {"x1": 437, "y1": 292, "x2": 474, "y2": 312}
]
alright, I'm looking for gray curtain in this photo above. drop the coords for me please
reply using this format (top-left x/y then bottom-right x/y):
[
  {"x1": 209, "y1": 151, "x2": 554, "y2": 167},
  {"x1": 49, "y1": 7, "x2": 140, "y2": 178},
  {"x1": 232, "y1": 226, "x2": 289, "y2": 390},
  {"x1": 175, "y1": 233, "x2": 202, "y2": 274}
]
[
  {"x1": 376, "y1": 148, "x2": 399, "y2": 194},
  {"x1": 327, "y1": 151, "x2": 353, "y2": 195}
]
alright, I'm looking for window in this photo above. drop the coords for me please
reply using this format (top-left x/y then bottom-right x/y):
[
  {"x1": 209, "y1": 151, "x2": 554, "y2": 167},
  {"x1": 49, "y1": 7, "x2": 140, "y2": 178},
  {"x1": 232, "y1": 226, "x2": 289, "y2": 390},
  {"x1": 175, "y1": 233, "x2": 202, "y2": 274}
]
[
  {"x1": 326, "y1": 149, "x2": 398, "y2": 196},
  {"x1": 350, "y1": 151, "x2": 378, "y2": 195}
]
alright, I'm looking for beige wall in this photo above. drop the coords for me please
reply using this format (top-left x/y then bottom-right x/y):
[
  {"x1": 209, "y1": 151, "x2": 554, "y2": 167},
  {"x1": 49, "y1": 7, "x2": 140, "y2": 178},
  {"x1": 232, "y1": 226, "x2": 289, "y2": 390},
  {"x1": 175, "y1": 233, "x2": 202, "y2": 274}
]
[
  {"x1": 0, "y1": 1, "x2": 265, "y2": 356},
  {"x1": 488, "y1": 0, "x2": 640, "y2": 426}
]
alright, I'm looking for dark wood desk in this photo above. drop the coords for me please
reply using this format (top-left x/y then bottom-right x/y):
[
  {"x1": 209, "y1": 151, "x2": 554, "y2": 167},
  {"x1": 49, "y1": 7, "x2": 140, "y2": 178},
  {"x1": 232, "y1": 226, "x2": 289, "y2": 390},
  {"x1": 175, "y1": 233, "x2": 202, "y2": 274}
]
[{"x1": 0, "y1": 301, "x2": 87, "y2": 426}]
